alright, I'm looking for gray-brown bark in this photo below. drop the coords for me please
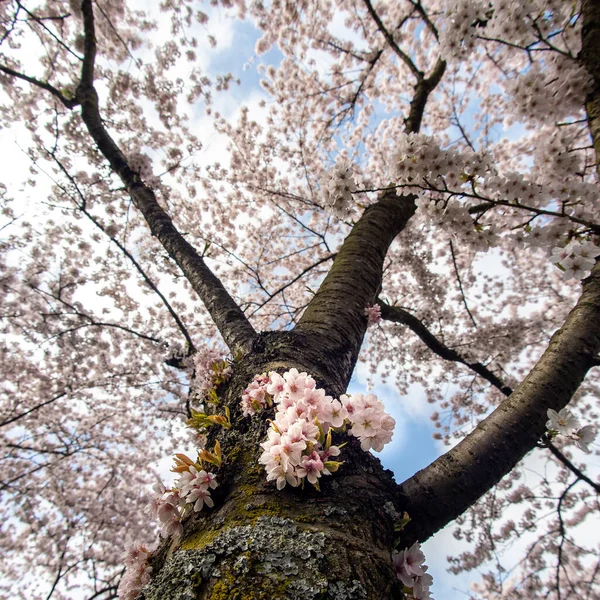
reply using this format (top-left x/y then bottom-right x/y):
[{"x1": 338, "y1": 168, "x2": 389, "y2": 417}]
[
  {"x1": 581, "y1": 0, "x2": 600, "y2": 176},
  {"x1": 295, "y1": 192, "x2": 416, "y2": 396},
  {"x1": 143, "y1": 255, "x2": 600, "y2": 597},
  {"x1": 142, "y1": 340, "x2": 404, "y2": 600}
]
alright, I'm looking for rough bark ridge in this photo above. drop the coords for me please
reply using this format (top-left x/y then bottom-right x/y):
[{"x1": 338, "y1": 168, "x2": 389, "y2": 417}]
[{"x1": 581, "y1": 0, "x2": 600, "y2": 176}]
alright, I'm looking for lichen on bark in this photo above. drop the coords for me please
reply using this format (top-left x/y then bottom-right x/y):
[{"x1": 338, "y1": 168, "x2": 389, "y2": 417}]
[
  {"x1": 142, "y1": 515, "x2": 393, "y2": 600},
  {"x1": 141, "y1": 341, "x2": 405, "y2": 600}
]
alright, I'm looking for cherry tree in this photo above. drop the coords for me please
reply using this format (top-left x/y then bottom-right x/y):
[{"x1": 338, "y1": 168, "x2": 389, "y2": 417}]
[{"x1": 1, "y1": 0, "x2": 599, "y2": 598}]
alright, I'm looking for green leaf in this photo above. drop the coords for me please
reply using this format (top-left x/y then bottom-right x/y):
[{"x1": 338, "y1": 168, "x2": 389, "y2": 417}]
[{"x1": 394, "y1": 512, "x2": 412, "y2": 533}]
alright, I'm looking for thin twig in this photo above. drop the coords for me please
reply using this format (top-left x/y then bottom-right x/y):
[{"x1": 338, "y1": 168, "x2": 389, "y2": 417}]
[
  {"x1": 362, "y1": 0, "x2": 423, "y2": 78},
  {"x1": 541, "y1": 439, "x2": 600, "y2": 493},
  {"x1": 449, "y1": 240, "x2": 477, "y2": 327}
]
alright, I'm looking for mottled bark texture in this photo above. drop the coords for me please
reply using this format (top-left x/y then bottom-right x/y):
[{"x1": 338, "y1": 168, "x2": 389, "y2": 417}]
[
  {"x1": 138, "y1": 191, "x2": 418, "y2": 598},
  {"x1": 76, "y1": 0, "x2": 257, "y2": 357},
  {"x1": 581, "y1": 0, "x2": 600, "y2": 175},
  {"x1": 143, "y1": 340, "x2": 405, "y2": 600},
  {"x1": 296, "y1": 192, "x2": 416, "y2": 396},
  {"x1": 396, "y1": 261, "x2": 600, "y2": 544}
]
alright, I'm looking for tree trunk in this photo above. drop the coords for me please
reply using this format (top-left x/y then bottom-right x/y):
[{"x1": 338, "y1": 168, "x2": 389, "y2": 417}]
[{"x1": 142, "y1": 334, "x2": 404, "y2": 600}]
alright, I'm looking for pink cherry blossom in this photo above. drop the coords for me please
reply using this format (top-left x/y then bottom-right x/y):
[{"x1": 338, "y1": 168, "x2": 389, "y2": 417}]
[
  {"x1": 546, "y1": 408, "x2": 580, "y2": 435},
  {"x1": 364, "y1": 304, "x2": 382, "y2": 326},
  {"x1": 570, "y1": 425, "x2": 596, "y2": 454}
]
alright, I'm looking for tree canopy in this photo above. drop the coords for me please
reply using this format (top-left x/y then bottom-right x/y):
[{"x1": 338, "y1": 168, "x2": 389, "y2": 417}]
[{"x1": 1, "y1": 0, "x2": 599, "y2": 599}]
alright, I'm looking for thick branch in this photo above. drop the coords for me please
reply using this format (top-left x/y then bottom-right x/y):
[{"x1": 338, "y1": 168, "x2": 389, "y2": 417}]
[
  {"x1": 295, "y1": 193, "x2": 416, "y2": 393},
  {"x1": 378, "y1": 302, "x2": 513, "y2": 395},
  {"x1": 397, "y1": 260, "x2": 600, "y2": 543},
  {"x1": 379, "y1": 303, "x2": 600, "y2": 493},
  {"x1": 74, "y1": 0, "x2": 256, "y2": 356},
  {"x1": 580, "y1": 0, "x2": 600, "y2": 175},
  {"x1": 404, "y1": 57, "x2": 446, "y2": 134}
]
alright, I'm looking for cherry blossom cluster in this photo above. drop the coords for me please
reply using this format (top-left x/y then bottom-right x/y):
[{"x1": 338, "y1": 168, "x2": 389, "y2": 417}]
[
  {"x1": 343, "y1": 392, "x2": 396, "y2": 451},
  {"x1": 393, "y1": 133, "x2": 498, "y2": 250},
  {"x1": 393, "y1": 542, "x2": 434, "y2": 600},
  {"x1": 146, "y1": 460, "x2": 218, "y2": 538},
  {"x1": 394, "y1": 133, "x2": 600, "y2": 270},
  {"x1": 504, "y1": 57, "x2": 592, "y2": 124},
  {"x1": 438, "y1": 0, "x2": 487, "y2": 59},
  {"x1": 321, "y1": 158, "x2": 358, "y2": 219},
  {"x1": 257, "y1": 370, "x2": 344, "y2": 490},
  {"x1": 364, "y1": 304, "x2": 381, "y2": 327},
  {"x1": 549, "y1": 241, "x2": 600, "y2": 281},
  {"x1": 546, "y1": 408, "x2": 596, "y2": 454},
  {"x1": 484, "y1": 0, "x2": 534, "y2": 45},
  {"x1": 241, "y1": 369, "x2": 395, "y2": 489},
  {"x1": 146, "y1": 482, "x2": 185, "y2": 538},
  {"x1": 241, "y1": 373, "x2": 273, "y2": 416},
  {"x1": 190, "y1": 348, "x2": 233, "y2": 404},
  {"x1": 393, "y1": 132, "x2": 491, "y2": 193},
  {"x1": 393, "y1": 133, "x2": 492, "y2": 186},
  {"x1": 406, "y1": 144, "x2": 596, "y2": 225},
  {"x1": 128, "y1": 152, "x2": 159, "y2": 187},
  {"x1": 438, "y1": 0, "x2": 592, "y2": 121},
  {"x1": 532, "y1": 128, "x2": 578, "y2": 175},
  {"x1": 481, "y1": 0, "x2": 577, "y2": 48},
  {"x1": 117, "y1": 541, "x2": 155, "y2": 600}
]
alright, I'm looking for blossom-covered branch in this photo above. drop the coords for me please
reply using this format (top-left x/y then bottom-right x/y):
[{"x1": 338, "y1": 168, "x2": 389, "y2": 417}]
[
  {"x1": 362, "y1": 0, "x2": 446, "y2": 134},
  {"x1": 50, "y1": 154, "x2": 195, "y2": 351},
  {"x1": 0, "y1": 65, "x2": 78, "y2": 109},
  {"x1": 73, "y1": 0, "x2": 257, "y2": 356}
]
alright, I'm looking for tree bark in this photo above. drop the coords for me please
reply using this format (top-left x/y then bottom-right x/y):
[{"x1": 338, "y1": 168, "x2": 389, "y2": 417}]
[
  {"x1": 142, "y1": 256, "x2": 600, "y2": 598},
  {"x1": 142, "y1": 340, "x2": 405, "y2": 600},
  {"x1": 581, "y1": 0, "x2": 600, "y2": 175},
  {"x1": 296, "y1": 192, "x2": 416, "y2": 396}
]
